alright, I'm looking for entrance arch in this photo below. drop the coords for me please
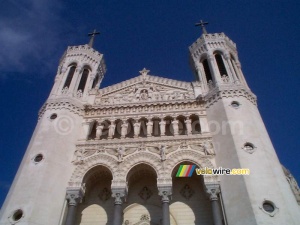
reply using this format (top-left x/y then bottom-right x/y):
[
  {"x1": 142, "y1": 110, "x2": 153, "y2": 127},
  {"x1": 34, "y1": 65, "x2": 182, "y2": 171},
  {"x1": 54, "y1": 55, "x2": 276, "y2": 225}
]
[
  {"x1": 75, "y1": 165, "x2": 114, "y2": 225},
  {"x1": 170, "y1": 161, "x2": 213, "y2": 225},
  {"x1": 123, "y1": 163, "x2": 162, "y2": 224}
]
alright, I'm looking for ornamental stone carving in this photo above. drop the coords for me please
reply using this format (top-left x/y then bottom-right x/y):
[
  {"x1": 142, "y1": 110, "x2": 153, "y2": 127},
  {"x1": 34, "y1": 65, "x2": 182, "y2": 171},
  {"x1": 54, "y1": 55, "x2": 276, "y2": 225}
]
[{"x1": 95, "y1": 74, "x2": 195, "y2": 106}]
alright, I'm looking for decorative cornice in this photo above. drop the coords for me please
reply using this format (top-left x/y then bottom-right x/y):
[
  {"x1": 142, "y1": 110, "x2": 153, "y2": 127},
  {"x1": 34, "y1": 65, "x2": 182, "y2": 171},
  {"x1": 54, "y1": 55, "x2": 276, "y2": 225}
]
[
  {"x1": 38, "y1": 99, "x2": 85, "y2": 119},
  {"x1": 204, "y1": 86, "x2": 257, "y2": 107},
  {"x1": 189, "y1": 33, "x2": 237, "y2": 60},
  {"x1": 84, "y1": 101, "x2": 205, "y2": 118}
]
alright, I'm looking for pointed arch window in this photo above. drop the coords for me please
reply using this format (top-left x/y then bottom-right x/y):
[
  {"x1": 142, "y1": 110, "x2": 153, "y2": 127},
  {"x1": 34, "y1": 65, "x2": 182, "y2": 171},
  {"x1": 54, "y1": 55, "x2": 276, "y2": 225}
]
[
  {"x1": 202, "y1": 59, "x2": 213, "y2": 82},
  {"x1": 215, "y1": 53, "x2": 228, "y2": 76},
  {"x1": 77, "y1": 68, "x2": 89, "y2": 92},
  {"x1": 63, "y1": 65, "x2": 76, "y2": 89}
]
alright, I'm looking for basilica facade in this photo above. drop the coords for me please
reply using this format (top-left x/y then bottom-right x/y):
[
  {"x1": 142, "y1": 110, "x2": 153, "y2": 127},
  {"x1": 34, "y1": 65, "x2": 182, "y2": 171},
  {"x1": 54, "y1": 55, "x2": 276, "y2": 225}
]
[{"x1": 0, "y1": 28, "x2": 299, "y2": 225}]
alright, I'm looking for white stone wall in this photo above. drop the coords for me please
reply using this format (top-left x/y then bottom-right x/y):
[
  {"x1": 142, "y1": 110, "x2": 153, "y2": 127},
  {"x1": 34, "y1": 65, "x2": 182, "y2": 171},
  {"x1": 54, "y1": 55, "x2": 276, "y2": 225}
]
[
  {"x1": 0, "y1": 109, "x2": 83, "y2": 225},
  {"x1": 206, "y1": 95, "x2": 300, "y2": 225}
]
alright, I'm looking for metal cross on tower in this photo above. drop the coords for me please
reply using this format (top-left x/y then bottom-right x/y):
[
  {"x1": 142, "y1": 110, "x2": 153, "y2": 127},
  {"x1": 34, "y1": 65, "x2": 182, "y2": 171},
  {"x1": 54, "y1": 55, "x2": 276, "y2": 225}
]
[
  {"x1": 88, "y1": 29, "x2": 100, "y2": 47},
  {"x1": 195, "y1": 20, "x2": 209, "y2": 34}
]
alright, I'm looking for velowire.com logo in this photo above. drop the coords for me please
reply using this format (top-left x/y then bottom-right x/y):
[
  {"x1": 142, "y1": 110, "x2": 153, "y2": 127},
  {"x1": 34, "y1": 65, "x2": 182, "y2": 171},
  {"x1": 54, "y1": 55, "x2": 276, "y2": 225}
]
[{"x1": 176, "y1": 165, "x2": 250, "y2": 177}]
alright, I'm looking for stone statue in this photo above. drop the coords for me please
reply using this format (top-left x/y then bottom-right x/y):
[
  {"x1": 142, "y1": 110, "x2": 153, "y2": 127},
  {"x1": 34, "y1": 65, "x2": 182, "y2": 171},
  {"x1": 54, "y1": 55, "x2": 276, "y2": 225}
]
[
  {"x1": 146, "y1": 120, "x2": 153, "y2": 137},
  {"x1": 121, "y1": 122, "x2": 128, "y2": 138},
  {"x1": 185, "y1": 119, "x2": 192, "y2": 135},
  {"x1": 108, "y1": 123, "x2": 116, "y2": 138},
  {"x1": 159, "y1": 120, "x2": 166, "y2": 135},
  {"x1": 202, "y1": 141, "x2": 215, "y2": 155},
  {"x1": 72, "y1": 149, "x2": 84, "y2": 163},
  {"x1": 96, "y1": 124, "x2": 104, "y2": 139},
  {"x1": 117, "y1": 146, "x2": 125, "y2": 162},
  {"x1": 172, "y1": 120, "x2": 179, "y2": 135},
  {"x1": 133, "y1": 122, "x2": 141, "y2": 137},
  {"x1": 159, "y1": 144, "x2": 166, "y2": 161}
]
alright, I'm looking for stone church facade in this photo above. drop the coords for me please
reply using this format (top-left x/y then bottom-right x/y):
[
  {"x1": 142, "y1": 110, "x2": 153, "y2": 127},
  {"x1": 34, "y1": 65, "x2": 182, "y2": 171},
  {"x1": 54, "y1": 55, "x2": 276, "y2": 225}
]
[{"x1": 0, "y1": 29, "x2": 300, "y2": 225}]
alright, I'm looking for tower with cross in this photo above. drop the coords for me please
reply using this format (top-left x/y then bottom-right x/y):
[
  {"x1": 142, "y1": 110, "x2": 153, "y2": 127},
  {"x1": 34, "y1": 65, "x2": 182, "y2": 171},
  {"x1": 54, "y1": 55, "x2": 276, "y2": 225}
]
[{"x1": 0, "y1": 22, "x2": 300, "y2": 225}]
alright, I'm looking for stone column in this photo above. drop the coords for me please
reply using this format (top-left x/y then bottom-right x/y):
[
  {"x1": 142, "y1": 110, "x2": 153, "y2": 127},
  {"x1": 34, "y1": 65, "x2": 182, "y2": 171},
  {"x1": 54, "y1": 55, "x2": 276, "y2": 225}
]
[
  {"x1": 146, "y1": 119, "x2": 153, "y2": 137},
  {"x1": 223, "y1": 53, "x2": 236, "y2": 83},
  {"x1": 158, "y1": 187, "x2": 172, "y2": 225},
  {"x1": 206, "y1": 184, "x2": 223, "y2": 225},
  {"x1": 184, "y1": 118, "x2": 192, "y2": 135},
  {"x1": 96, "y1": 123, "x2": 104, "y2": 140},
  {"x1": 171, "y1": 119, "x2": 179, "y2": 136},
  {"x1": 65, "y1": 188, "x2": 84, "y2": 225},
  {"x1": 133, "y1": 121, "x2": 141, "y2": 138},
  {"x1": 159, "y1": 119, "x2": 166, "y2": 136},
  {"x1": 207, "y1": 54, "x2": 222, "y2": 86},
  {"x1": 112, "y1": 188, "x2": 126, "y2": 225}
]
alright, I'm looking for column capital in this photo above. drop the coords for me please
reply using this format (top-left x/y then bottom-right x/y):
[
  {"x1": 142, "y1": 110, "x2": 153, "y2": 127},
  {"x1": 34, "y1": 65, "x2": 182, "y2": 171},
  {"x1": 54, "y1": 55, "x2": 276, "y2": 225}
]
[
  {"x1": 205, "y1": 183, "x2": 220, "y2": 201},
  {"x1": 66, "y1": 187, "x2": 85, "y2": 206},
  {"x1": 112, "y1": 188, "x2": 127, "y2": 205},
  {"x1": 158, "y1": 186, "x2": 172, "y2": 203}
]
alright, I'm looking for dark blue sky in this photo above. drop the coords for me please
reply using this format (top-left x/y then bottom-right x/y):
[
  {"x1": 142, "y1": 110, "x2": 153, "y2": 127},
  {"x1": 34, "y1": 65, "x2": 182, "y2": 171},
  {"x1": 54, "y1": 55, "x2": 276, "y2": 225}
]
[{"x1": 0, "y1": 1, "x2": 299, "y2": 207}]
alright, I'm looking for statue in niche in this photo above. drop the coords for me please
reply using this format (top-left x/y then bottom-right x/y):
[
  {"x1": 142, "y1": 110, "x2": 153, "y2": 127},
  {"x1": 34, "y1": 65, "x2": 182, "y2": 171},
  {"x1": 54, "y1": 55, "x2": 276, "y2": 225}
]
[
  {"x1": 133, "y1": 122, "x2": 141, "y2": 137},
  {"x1": 121, "y1": 122, "x2": 128, "y2": 138},
  {"x1": 108, "y1": 123, "x2": 116, "y2": 138}
]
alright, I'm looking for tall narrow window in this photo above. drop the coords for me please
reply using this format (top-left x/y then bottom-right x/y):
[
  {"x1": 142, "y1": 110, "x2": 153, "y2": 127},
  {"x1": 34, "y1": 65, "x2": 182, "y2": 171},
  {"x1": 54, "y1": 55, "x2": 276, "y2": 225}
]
[
  {"x1": 215, "y1": 53, "x2": 228, "y2": 76},
  {"x1": 202, "y1": 59, "x2": 213, "y2": 82},
  {"x1": 92, "y1": 74, "x2": 99, "y2": 89},
  {"x1": 63, "y1": 66, "x2": 76, "y2": 89},
  {"x1": 77, "y1": 68, "x2": 89, "y2": 92}
]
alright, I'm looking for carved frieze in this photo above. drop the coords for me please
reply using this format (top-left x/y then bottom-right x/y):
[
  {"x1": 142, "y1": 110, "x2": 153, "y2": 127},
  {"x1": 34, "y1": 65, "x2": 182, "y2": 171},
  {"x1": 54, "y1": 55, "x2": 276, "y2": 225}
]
[{"x1": 72, "y1": 138, "x2": 215, "y2": 164}]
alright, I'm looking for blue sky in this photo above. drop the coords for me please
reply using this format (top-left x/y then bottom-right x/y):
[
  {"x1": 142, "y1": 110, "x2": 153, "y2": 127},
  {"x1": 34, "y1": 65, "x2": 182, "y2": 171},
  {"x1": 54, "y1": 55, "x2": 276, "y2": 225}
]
[{"x1": 0, "y1": 0, "x2": 299, "y2": 206}]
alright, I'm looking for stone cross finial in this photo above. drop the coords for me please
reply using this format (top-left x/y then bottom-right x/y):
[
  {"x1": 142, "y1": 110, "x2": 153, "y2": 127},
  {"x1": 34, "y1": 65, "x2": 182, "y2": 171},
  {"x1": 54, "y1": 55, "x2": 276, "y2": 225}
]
[
  {"x1": 88, "y1": 29, "x2": 100, "y2": 47},
  {"x1": 139, "y1": 68, "x2": 150, "y2": 76},
  {"x1": 195, "y1": 20, "x2": 209, "y2": 34}
]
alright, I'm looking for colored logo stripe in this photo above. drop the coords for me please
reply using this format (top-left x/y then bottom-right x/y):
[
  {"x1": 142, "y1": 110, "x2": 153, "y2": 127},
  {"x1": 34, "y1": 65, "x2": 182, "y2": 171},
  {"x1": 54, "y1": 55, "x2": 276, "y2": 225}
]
[{"x1": 176, "y1": 165, "x2": 196, "y2": 177}]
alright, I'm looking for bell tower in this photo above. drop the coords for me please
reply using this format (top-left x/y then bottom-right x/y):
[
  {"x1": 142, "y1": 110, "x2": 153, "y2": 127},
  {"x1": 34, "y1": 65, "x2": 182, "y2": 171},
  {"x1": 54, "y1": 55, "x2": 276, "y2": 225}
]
[
  {"x1": 189, "y1": 20, "x2": 249, "y2": 95},
  {"x1": 189, "y1": 21, "x2": 300, "y2": 225},
  {"x1": 0, "y1": 30, "x2": 106, "y2": 225},
  {"x1": 50, "y1": 29, "x2": 106, "y2": 104}
]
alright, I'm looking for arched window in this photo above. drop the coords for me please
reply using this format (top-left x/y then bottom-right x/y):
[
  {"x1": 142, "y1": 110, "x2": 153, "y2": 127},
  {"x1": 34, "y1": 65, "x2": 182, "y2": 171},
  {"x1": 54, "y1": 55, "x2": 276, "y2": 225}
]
[
  {"x1": 63, "y1": 65, "x2": 76, "y2": 89},
  {"x1": 77, "y1": 68, "x2": 89, "y2": 92},
  {"x1": 215, "y1": 53, "x2": 228, "y2": 76},
  {"x1": 202, "y1": 59, "x2": 213, "y2": 82}
]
